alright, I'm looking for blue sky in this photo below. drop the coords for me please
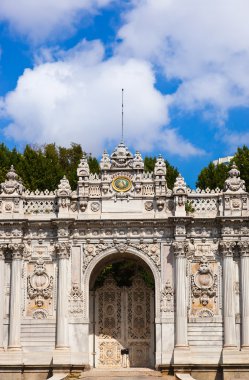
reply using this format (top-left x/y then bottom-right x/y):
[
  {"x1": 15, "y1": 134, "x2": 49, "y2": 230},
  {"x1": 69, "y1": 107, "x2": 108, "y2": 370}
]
[{"x1": 0, "y1": 0, "x2": 249, "y2": 188}]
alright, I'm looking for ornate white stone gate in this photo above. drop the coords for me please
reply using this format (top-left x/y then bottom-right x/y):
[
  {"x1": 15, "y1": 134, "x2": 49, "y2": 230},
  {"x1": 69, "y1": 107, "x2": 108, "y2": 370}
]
[{"x1": 94, "y1": 275, "x2": 154, "y2": 368}]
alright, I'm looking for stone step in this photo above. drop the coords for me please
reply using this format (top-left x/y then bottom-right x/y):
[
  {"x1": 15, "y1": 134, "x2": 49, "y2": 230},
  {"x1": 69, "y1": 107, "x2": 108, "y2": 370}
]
[{"x1": 80, "y1": 368, "x2": 163, "y2": 378}]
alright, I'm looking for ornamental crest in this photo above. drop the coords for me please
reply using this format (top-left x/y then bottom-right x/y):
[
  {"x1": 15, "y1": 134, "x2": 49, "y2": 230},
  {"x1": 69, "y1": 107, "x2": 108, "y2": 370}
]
[
  {"x1": 26, "y1": 259, "x2": 54, "y2": 319},
  {"x1": 190, "y1": 256, "x2": 218, "y2": 317}
]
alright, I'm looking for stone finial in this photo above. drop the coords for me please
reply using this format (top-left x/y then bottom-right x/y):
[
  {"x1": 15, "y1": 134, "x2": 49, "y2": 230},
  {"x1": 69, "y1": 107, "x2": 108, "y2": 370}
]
[
  {"x1": 154, "y1": 154, "x2": 166, "y2": 176},
  {"x1": 100, "y1": 150, "x2": 111, "y2": 171},
  {"x1": 77, "y1": 153, "x2": 90, "y2": 178},
  {"x1": 57, "y1": 176, "x2": 71, "y2": 197},
  {"x1": 173, "y1": 174, "x2": 187, "y2": 194},
  {"x1": 133, "y1": 151, "x2": 144, "y2": 170},
  {"x1": 224, "y1": 164, "x2": 246, "y2": 192},
  {"x1": 110, "y1": 142, "x2": 133, "y2": 169},
  {"x1": 1, "y1": 165, "x2": 24, "y2": 195}
]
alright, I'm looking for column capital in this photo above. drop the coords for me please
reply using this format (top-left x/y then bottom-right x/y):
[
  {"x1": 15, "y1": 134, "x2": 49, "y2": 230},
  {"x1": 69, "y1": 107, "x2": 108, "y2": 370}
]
[
  {"x1": 172, "y1": 241, "x2": 188, "y2": 257},
  {"x1": 237, "y1": 241, "x2": 249, "y2": 257},
  {"x1": 219, "y1": 240, "x2": 236, "y2": 257},
  {"x1": 55, "y1": 242, "x2": 71, "y2": 259},
  {"x1": 8, "y1": 243, "x2": 24, "y2": 260},
  {"x1": 0, "y1": 244, "x2": 7, "y2": 260}
]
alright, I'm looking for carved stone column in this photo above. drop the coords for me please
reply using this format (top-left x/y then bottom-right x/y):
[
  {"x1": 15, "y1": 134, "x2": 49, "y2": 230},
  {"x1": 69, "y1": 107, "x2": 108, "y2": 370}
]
[
  {"x1": 55, "y1": 242, "x2": 70, "y2": 349},
  {"x1": 0, "y1": 246, "x2": 6, "y2": 350},
  {"x1": 8, "y1": 244, "x2": 24, "y2": 349},
  {"x1": 238, "y1": 241, "x2": 249, "y2": 349},
  {"x1": 220, "y1": 241, "x2": 237, "y2": 349},
  {"x1": 173, "y1": 241, "x2": 188, "y2": 347}
]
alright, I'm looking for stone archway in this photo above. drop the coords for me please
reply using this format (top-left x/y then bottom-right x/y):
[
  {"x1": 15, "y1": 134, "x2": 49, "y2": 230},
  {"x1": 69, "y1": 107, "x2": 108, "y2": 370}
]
[{"x1": 88, "y1": 254, "x2": 156, "y2": 369}]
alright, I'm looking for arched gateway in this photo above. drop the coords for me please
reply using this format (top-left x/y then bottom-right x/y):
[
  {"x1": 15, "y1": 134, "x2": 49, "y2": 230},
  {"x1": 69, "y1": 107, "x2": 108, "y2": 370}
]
[
  {"x1": 1, "y1": 142, "x2": 249, "y2": 380},
  {"x1": 88, "y1": 253, "x2": 156, "y2": 368},
  {"x1": 86, "y1": 249, "x2": 159, "y2": 368}
]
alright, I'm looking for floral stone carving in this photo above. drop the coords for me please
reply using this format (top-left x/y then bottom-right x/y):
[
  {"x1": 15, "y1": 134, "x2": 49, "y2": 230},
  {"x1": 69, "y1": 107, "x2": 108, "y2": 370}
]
[
  {"x1": 160, "y1": 281, "x2": 174, "y2": 312},
  {"x1": 27, "y1": 259, "x2": 53, "y2": 319},
  {"x1": 68, "y1": 283, "x2": 84, "y2": 316},
  {"x1": 190, "y1": 256, "x2": 218, "y2": 317}
]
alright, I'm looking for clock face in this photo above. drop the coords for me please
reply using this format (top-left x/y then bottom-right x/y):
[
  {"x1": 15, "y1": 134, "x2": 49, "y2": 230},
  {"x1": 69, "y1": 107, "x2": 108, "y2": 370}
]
[{"x1": 112, "y1": 176, "x2": 132, "y2": 192}]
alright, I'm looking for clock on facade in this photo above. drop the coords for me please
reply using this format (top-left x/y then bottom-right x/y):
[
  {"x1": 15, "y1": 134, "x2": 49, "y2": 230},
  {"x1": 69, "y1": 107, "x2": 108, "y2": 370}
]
[{"x1": 112, "y1": 176, "x2": 132, "y2": 192}]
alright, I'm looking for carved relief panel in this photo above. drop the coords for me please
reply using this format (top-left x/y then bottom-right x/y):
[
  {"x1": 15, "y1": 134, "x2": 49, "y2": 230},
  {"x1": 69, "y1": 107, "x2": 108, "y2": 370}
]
[
  {"x1": 25, "y1": 259, "x2": 55, "y2": 319},
  {"x1": 189, "y1": 256, "x2": 220, "y2": 319}
]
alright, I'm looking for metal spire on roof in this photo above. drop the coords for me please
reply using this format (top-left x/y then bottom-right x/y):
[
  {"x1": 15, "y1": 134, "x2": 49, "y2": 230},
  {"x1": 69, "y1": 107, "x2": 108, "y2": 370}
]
[{"x1": 121, "y1": 88, "x2": 124, "y2": 143}]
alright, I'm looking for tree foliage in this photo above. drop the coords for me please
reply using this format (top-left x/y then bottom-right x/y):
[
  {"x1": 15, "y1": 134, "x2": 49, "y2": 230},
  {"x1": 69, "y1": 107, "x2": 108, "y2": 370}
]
[
  {"x1": 196, "y1": 162, "x2": 229, "y2": 190},
  {"x1": 0, "y1": 143, "x2": 100, "y2": 191},
  {"x1": 233, "y1": 146, "x2": 249, "y2": 191},
  {"x1": 144, "y1": 156, "x2": 179, "y2": 189},
  {"x1": 196, "y1": 145, "x2": 249, "y2": 191}
]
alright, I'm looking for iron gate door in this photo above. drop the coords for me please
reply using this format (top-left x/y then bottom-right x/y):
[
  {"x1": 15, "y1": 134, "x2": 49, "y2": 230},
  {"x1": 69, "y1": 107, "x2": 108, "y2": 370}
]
[{"x1": 95, "y1": 275, "x2": 154, "y2": 368}]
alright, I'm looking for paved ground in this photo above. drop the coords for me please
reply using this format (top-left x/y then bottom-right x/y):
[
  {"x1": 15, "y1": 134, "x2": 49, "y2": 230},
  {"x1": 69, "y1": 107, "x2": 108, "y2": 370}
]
[{"x1": 74, "y1": 369, "x2": 175, "y2": 380}]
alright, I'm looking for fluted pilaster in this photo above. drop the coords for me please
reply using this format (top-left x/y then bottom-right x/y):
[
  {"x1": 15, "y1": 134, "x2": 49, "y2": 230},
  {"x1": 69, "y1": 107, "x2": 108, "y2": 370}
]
[
  {"x1": 55, "y1": 242, "x2": 71, "y2": 349},
  {"x1": 0, "y1": 246, "x2": 6, "y2": 350},
  {"x1": 220, "y1": 241, "x2": 237, "y2": 349},
  {"x1": 173, "y1": 241, "x2": 188, "y2": 347},
  {"x1": 238, "y1": 241, "x2": 249, "y2": 349},
  {"x1": 8, "y1": 244, "x2": 24, "y2": 350}
]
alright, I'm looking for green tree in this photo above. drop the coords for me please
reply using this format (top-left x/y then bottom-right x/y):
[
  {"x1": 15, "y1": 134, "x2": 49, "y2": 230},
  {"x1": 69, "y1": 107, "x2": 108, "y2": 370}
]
[
  {"x1": 59, "y1": 143, "x2": 84, "y2": 189},
  {"x1": 196, "y1": 162, "x2": 229, "y2": 190},
  {"x1": 196, "y1": 145, "x2": 249, "y2": 191},
  {"x1": 233, "y1": 145, "x2": 249, "y2": 191},
  {"x1": 88, "y1": 155, "x2": 100, "y2": 175},
  {"x1": 144, "y1": 156, "x2": 179, "y2": 189},
  {"x1": 0, "y1": 143, "x2": 100, "y2": 191}
]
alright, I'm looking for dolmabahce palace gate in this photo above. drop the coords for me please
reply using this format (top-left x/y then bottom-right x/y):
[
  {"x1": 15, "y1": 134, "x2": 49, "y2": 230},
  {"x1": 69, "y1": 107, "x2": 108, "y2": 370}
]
[{"x1": 0, "y1": 141, "x2": 249, "y2": 380}]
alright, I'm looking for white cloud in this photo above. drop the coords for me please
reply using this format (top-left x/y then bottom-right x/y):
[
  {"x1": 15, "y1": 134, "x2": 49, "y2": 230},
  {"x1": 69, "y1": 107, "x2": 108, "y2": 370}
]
[
  {"x1": 220, "y1": 130, "x2": 249, "y2": 152},
  {"x1": 0, "y1": 0, "x2": 112, "y2": 42},
  {"x1": 1, "y1": 40, "x2": 202, "y2": 157},
  {"x1": 118, "y1": 0, "x2": 249, "y2": 118}
]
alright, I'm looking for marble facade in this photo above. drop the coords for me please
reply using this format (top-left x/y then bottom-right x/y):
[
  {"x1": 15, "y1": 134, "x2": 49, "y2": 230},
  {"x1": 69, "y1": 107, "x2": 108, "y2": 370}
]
[{"x1": 0, "y1": 142, "x2": 249, "y2": 379}]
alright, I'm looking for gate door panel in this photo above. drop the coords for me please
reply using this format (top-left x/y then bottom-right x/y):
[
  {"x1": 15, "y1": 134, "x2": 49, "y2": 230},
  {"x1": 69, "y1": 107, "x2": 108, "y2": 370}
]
[
  {"x1": 127, "y1": 276, "x2": 153, "y2": 367},
  {"x1": 95, "y1": 277, "x2": 123, "y2": 367},
  {"x1": 95, "y1": 275, "x2": 154, "y2": 368}
]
